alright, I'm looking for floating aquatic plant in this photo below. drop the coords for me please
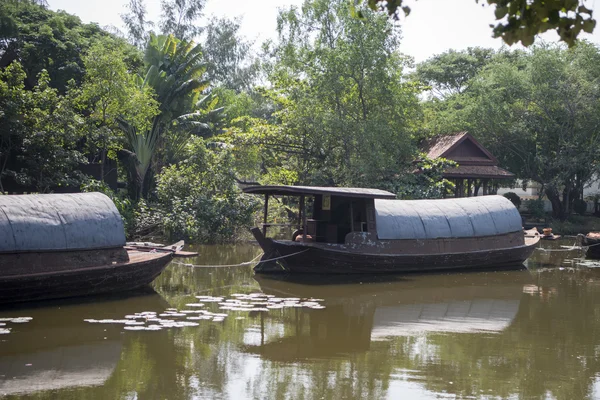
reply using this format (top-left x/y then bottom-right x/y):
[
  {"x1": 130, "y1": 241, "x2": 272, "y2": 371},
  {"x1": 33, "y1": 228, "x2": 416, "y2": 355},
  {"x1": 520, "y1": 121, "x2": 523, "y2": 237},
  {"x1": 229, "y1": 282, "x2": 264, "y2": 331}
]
[{"x1": 82, "y1": 292, "x2": 325, "y2": 333}]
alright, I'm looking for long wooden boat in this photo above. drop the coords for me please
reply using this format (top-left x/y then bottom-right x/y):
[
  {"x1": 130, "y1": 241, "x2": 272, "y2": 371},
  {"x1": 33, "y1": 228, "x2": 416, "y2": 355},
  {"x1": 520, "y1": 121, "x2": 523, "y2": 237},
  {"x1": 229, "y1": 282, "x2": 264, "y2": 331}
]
[
  {"x1": 243, "y1": 185, "x2": 540, "y2": 274},
  {"x1": 0, "y1": 193, "x2": 174, "y2": 304}
]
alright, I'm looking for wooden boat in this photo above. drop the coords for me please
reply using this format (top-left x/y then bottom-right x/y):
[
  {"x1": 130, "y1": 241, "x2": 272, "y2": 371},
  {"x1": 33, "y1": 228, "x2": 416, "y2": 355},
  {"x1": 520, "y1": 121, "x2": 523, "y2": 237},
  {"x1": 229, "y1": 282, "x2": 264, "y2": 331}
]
[
  {"x1": 583, "y1": 232, "x2": 600, "y2": 258},
  {"x1": 243, "y1": 185, "x2": 541, "y2": 274},
  {"x1": 0, "y1": 193, "x2": 174, "y2": 304},
  {"x1": 125, "y1": 240, "x2": 199, "y2": 258}
]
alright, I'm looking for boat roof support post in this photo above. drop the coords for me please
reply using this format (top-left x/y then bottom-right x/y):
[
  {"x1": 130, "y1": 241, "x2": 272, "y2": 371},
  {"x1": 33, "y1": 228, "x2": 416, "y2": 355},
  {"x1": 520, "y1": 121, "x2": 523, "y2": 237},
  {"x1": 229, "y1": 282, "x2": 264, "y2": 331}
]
[
  {"x1": 300, "y1": 194, "x2": 306, "y2": 242},
  {"x1": 350, "y1": 201, "x2": 354, "y2": 232},
  {"x1": 263, "y1": 194, "x2": 269, "y2": 237}
]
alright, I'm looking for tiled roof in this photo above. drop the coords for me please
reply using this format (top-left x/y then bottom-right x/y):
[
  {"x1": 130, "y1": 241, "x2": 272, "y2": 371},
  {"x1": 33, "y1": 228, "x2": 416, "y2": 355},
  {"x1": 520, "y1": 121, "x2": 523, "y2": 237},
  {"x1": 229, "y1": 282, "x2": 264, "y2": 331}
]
[
  {"x1": 424, "y1": 132, "x2": 468, "y2": 159},
  {"x1": 443, "y1": 165, "x2": 515, "y2": 179}
]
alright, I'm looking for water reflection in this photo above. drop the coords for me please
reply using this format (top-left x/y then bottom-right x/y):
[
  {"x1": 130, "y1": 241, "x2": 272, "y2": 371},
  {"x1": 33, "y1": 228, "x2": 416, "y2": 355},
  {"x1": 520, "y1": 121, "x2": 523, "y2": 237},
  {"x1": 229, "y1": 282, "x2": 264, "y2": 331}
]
[
  {"x1": 3, "y1": 241, "x2": 600, "y2": 399},
  {"x1": 247, "y1": 271, "x2": 530, "y2": 361},
  {"x1": 0, "y1": 290, "x2": 167, "y2": 397}
]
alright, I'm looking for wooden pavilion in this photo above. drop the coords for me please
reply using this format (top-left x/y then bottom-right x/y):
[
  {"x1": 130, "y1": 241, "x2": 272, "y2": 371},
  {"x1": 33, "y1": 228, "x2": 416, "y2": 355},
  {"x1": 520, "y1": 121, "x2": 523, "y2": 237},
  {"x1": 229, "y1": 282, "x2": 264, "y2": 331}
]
[{"x1": 423, "y1": 132, "x2": 515, "y2": 197}]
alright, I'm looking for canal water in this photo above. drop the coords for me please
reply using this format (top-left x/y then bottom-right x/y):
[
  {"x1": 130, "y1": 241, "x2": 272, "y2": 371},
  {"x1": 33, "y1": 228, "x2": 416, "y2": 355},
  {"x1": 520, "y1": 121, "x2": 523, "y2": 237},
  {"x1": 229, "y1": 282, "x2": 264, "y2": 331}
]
[{"x1": 1, "y1": 239, "x2": 600, "y2": 399}]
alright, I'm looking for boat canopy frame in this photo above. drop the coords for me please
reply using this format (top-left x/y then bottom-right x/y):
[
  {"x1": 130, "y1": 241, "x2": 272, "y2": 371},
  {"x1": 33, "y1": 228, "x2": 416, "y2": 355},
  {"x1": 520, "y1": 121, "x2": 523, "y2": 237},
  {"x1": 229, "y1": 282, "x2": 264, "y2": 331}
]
[{"x1": 243, "y1": 185, "x2": 396, "y2": 240}]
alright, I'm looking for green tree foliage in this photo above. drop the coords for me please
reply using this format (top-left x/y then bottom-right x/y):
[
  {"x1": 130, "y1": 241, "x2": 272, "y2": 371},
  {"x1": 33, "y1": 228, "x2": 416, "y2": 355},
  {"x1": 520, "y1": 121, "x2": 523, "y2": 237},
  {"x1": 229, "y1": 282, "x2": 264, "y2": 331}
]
[
  {"x1": 203, "y1": 16, "x2": 259, "y2": 92},
  {"x1": 0, "y1": 62, "x2": 85, "y2": 192},
  {"x1": 78, "y1": 37, "x2": 159, "y2": 181},
  {"x1": 155, "y1": 138, "x2": 260, "y2": 242},
  {"x1": 159, "y1": 0, "x2": 205, "y2": 41},
  {"x1": 121, "y1": 0, "x2": 153, "y2": 49},
  {"x1": 395, "y1": 156, "x2": 457, "y2": 199},
  {"x1": 363, "y1": 0, "x2": 596, "y2": 47},
  {"x1": 119, "y1": 33, "x2": 223, "y2": 199},
  {"x1": 0, "y1": 0, "x2": 137, "y2": 92},
  {"x1": 121, "y1": 0, "x2": 206, "y2": 43},
  {"x1": 467, "y1": 43, "x2": 600, "y2": 220},
  {"x1": 421, "y1": 42, "x2": 600, "y2": 220},
  {"x1": 232, "y1": 0, "x2": 422, "y2": 189},
  {"x1": 416, "y1": 48, "x2": 495, "y2": 99}
]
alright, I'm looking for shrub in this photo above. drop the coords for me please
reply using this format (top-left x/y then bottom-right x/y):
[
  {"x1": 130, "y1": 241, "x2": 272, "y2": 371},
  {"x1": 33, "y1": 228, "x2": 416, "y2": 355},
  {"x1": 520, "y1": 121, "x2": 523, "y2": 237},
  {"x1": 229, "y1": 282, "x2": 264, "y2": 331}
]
[
  {"x1": 503, "y1": 192, "x2": 522, "y2": 209},
  {"x1": 525, "y1": 198, "x2": 546, "y2": 220},
  {"x1": 155, "y1": 138, "x2": 260, "y2": 243},
  {"x1": 573, "y1": 199, "x2": 588, "y2": 215}
]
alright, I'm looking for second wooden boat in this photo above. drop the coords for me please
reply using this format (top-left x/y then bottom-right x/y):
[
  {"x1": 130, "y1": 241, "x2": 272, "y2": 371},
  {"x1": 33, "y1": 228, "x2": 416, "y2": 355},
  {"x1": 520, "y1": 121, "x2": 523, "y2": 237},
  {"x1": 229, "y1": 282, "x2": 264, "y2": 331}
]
[
  {"x1": 0, "y1": 193, "x2": 174, "y2": 304},
  {"x1": 244, "y1": 185, "x2": 540, "y2": 274}
]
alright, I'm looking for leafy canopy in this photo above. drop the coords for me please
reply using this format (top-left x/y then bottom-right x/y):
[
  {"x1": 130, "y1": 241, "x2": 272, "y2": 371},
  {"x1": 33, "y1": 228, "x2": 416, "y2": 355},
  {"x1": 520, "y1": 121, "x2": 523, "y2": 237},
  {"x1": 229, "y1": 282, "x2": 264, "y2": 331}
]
[{"x1": 362, "y1": 0, "x2": 596, "y2": 47}]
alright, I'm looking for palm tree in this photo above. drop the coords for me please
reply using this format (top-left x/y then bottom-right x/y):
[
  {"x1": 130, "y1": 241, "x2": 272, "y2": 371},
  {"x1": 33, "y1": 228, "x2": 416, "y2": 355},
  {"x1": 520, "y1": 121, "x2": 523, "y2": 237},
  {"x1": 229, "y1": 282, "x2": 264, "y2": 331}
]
[{"x1": 119, "y1": 33, "x2": 224, "y2": 199}]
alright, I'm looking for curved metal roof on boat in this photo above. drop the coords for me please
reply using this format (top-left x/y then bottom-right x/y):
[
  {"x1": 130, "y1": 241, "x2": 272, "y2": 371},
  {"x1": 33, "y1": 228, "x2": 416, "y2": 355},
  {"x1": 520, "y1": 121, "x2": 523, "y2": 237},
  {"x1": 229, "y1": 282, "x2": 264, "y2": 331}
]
[
  {"x1": 0, "y1": 192, "x2": 125, "y2": 253},
  {"x1": 242, "y1": 185, "x2": 396, "y2": 199},
  {"x1": 375, "y1": 195, "x2": 522, "y2": 240}
]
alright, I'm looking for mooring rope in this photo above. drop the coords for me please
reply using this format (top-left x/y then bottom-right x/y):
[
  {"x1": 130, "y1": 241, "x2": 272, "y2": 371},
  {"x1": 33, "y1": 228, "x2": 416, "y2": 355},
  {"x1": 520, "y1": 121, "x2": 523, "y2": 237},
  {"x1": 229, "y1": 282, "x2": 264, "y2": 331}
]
[
  {"x1": 172, "y1": 248, "x2": 310, "y2": 268},
  {"x1": 257, "y1": 248, "x2": 310, "y2": 263}
]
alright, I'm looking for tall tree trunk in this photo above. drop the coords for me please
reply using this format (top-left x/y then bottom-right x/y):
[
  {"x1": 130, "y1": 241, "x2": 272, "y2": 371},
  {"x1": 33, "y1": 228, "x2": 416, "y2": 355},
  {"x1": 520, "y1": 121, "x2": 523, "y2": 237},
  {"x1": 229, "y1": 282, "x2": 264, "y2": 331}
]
[{"x1": 546, "y1": 186, "x2": 566, "y2": 220}]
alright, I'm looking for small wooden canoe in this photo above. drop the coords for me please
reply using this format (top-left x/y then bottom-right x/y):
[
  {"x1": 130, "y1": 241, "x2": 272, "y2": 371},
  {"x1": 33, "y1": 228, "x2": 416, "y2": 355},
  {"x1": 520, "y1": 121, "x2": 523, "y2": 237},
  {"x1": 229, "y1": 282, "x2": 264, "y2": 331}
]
[
  {"x1": 125, "y1": 240, "x2": 199, "y2": 258},
  {"x1": 583, "y1": 232, "x2": 600, "y2": 258}
]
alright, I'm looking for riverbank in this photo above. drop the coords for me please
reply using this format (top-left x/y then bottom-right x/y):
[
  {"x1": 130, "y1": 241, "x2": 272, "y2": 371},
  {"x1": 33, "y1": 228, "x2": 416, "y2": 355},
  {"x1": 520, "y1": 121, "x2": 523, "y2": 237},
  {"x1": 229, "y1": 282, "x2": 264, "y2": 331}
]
[{"x1": 524, "y1": 215, "x2": 600, "y2": 236}]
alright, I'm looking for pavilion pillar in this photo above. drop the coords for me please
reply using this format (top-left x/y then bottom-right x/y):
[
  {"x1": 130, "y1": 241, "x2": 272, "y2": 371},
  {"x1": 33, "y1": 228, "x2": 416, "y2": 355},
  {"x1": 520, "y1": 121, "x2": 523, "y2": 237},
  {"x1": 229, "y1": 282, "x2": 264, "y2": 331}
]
[{"x1": 467, "y1": 179, "x2": 472, "y2": 197}]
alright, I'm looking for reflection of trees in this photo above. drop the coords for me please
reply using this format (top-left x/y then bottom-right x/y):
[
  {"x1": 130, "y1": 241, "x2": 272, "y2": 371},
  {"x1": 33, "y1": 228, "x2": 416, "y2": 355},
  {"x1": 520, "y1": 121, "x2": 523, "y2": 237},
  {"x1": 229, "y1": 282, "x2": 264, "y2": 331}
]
[
  {"x1": 153, "y1": 243, "x2": 261, "y2": 300},
  {"x1": 365, "y1": 268, "x2": 600, "y2": 400},
  {"x1": 242, "y1": 269, "x2": 600, "y2": 399},
  {"x1": 10, "y1": 250, "x2": 600, "y2": 400}
]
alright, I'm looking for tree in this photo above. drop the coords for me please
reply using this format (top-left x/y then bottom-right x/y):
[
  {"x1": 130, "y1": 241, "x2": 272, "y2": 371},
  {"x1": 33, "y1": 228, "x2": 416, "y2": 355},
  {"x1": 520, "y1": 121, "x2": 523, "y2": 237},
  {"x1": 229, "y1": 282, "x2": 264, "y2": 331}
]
[
  {"x1": 0, "y1": 1, "x2": 123, "y2": 92},
  {"x1": 203, "y1": 16, "x2": 259, "y2": 92},
  {"x1": 0, "y1": 62, "x2": 86, "y2": 192},
  {"x1": 121, "y1": 0, "x2": 206, "y2": 45},
  {"x1": 416, "y1": 48, "x2": 495, "y2": 99},
  {"x1": 466, "y1": 42, "x2": 600, "y2": 219},
  {"x1": 159, "y1": 0, "x2": 205, "y2": 41},
  {"x1": 121, "y1": 0, "x2": 153, "y2": 49},
  {"x1": 362, "y1": 0, "x2": 596, "y2": 47},
  {"x1": 233, "y1": 0, "x2": 422, "y2": 189},
  {"x1": 78, "y1": 37, "x2": 159, "y2": 182},
  {"x1": 119, "y1": 33, "x2": 223, "y2": 199}
]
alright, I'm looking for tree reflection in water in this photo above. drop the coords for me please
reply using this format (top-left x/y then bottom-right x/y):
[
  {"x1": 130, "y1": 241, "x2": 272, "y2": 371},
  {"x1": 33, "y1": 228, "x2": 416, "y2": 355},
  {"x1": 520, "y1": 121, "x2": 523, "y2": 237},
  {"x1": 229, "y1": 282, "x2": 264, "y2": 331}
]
[{"x1": 2, "y1": 241, "x2": 600, "y2": 399}]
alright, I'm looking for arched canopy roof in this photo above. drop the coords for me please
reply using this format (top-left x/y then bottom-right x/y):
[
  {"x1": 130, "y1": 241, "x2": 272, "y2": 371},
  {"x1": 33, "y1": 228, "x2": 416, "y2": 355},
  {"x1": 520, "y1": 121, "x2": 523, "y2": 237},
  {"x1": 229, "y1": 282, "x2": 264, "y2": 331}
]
[
  {"x1": 0, "y1": 193, "x2": 125, "y2": 253},
  {"x1": 374, "y1": 195, "x2": 522, "y2": 240}
]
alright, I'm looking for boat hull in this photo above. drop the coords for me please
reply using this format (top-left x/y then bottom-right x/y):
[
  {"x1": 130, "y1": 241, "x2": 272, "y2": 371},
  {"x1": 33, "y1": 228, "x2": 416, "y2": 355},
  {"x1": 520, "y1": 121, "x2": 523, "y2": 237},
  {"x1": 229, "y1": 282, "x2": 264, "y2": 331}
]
[
  {"x1": 254, "y1": 237, "x2": 540, "y2": 274},
  {"x1": 0, "y1": 250, "x2": 173, "y2": 304}
]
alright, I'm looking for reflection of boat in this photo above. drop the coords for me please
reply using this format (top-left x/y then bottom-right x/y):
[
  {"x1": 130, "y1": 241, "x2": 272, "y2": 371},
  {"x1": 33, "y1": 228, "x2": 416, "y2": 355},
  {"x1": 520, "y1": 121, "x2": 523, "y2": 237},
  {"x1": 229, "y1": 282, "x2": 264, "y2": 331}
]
[
  {"x1": 0, "y1": 193, "x2": 174, "y2": 304},
  {"x1": 0, "y1": 341, "x2": 122, "y2": 396},
  {"x1": 245, "y1": 271, "x2": 531, "y2": 360},
  {"x1": 244, "y1": 186, "x2": 540, "y2": 274},
  {"x1": 0, "y1": 290, "x2": 168, "y2": 396}
]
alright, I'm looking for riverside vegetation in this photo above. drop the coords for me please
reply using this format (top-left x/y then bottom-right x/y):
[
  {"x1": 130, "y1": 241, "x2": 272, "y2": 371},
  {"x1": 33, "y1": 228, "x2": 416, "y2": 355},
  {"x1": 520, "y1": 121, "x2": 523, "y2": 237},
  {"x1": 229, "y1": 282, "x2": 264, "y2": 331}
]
[{"x1": 2, "y1": 0, "x2": 600, "y2": 243}]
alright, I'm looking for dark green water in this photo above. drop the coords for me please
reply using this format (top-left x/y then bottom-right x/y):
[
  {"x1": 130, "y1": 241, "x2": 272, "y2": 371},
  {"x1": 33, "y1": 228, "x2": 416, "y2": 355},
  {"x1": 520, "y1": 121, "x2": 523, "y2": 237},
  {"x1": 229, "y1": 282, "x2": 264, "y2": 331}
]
[{"x1": 1, "y1": 239, "x2": 600, "y2": 399}]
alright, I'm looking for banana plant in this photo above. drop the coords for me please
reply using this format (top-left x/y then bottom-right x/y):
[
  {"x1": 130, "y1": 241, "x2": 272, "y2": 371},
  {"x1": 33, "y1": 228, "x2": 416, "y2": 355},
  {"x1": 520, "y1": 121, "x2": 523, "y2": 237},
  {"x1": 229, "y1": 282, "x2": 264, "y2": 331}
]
[{"x1": 119, "y1": 33, "x2": 224, "y2": 198}]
